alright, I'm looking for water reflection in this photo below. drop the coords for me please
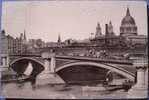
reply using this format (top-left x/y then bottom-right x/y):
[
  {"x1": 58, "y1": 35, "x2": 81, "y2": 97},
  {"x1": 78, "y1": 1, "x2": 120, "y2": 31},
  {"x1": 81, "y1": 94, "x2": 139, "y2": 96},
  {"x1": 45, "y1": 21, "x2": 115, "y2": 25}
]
[{"x1": 2, "y1": 81, "x2": 128, "y2": 99}]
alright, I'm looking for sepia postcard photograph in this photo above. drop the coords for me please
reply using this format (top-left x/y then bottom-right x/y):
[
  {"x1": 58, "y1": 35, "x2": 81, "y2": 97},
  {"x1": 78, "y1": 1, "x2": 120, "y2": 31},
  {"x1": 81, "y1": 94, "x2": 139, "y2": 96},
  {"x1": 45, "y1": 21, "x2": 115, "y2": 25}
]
[{"x1": 0, "y1": 0, "x2": 148, "y2": 99}]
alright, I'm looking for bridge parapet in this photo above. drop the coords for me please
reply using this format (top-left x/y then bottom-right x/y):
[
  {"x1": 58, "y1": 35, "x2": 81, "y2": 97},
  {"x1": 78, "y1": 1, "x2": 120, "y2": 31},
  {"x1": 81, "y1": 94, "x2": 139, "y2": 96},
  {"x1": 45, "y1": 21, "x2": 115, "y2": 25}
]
[
  {"x1": 41, "y1": 51, "x2": 56, "y2": 59},
  {"x1": 56, "y1": 55, "x2": 133, "y2": 65}
]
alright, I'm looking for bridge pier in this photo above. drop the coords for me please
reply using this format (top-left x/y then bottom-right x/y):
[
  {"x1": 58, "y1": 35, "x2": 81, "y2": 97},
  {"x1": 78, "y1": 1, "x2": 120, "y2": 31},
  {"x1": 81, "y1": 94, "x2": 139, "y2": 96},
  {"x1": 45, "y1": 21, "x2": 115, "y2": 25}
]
[
  {"x1": 40, "y1": 51, "x2": 56, "y2": 73},
  {"x1": 43, "y1": 59, "x2": 50, "y2": 73},
  {"x1": 50, "y1": 53, "x2": 56, "y2": 73},
  {"x1": 36, "y1": 51, "x2": 64, "y2": 85},
  {"x1": 127, "y1": 59, "x2": 148, "y2": 98}
]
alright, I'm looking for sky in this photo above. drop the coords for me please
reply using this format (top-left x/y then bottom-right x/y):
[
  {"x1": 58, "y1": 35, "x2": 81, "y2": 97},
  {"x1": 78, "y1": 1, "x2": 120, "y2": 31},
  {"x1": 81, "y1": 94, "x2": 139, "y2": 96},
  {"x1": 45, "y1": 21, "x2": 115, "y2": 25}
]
[{"x1": 2, "y1": 0, "x2": 148, "y2": 42}]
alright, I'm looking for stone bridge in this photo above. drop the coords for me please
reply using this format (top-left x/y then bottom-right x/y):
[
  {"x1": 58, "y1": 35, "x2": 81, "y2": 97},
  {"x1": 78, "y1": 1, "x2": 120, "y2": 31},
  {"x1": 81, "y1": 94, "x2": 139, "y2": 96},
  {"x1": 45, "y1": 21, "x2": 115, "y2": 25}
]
[{"x1": 9, "y1": 51, "x2": 136, "y2": 84}]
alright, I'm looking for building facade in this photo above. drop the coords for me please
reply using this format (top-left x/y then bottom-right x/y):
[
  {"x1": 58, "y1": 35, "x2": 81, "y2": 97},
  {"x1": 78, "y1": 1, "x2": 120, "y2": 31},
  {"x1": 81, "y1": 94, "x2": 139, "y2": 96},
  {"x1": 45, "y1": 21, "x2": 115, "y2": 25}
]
[
  {"x1": 1, "y1": 30, "x2": 27, "y2": 55},
  {"x1": 0, "y1": 30, "x2": 9, "y2": 69},
  {"x1": 0, "y1": 30, "x2": 28, "y2": 70},
  {"x1": 91, "y1": 7, "x2": 147, "y2": 50}
]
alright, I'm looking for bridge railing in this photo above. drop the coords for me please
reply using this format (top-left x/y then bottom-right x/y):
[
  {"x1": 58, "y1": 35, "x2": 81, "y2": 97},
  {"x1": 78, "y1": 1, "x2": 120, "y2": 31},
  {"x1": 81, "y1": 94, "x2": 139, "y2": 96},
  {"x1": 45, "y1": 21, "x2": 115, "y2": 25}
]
[{"x1": 56, "y1": 55, "x2": 133, "y2": 65}]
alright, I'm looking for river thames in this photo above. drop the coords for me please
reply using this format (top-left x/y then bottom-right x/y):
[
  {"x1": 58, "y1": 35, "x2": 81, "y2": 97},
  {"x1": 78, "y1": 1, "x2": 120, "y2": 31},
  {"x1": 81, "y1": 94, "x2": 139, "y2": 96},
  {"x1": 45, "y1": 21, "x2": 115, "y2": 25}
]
[{"x1": 1, "y1": 80, "x2": 129, "y2": 99}]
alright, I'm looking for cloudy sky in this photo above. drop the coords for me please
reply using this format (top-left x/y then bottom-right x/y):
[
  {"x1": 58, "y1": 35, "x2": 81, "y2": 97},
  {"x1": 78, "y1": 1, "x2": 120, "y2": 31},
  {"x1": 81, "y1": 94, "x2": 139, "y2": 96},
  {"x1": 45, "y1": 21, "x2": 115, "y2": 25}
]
[{"x1": 2, "y1": 0, "x2": 147, "y2": 42}]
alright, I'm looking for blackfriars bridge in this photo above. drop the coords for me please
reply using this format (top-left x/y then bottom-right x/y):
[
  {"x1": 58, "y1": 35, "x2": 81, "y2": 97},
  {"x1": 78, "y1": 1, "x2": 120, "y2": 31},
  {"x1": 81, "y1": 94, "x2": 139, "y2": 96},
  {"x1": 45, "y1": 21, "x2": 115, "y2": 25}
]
[{"x1": 8, "y1": 51, "x2": 137, "y2": 85}]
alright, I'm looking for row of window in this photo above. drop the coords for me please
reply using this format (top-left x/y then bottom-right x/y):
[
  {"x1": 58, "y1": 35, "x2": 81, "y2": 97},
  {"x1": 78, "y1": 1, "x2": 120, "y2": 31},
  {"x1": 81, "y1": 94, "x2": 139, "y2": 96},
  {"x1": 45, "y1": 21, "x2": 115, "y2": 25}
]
[{"x1": 120, "y1": 27, "x2": 137, "y2": 32}]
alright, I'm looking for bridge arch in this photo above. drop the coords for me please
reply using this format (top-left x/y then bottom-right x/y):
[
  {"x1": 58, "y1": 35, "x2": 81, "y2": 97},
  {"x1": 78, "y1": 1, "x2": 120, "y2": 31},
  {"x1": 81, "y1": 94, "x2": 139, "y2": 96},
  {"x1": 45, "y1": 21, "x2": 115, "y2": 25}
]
[
  {"x1": 9, "y1": 57, "x2": 45, "y2": 75},
  {"x1": 9, "y1": 57, "x2": 44, "y2": 67},
  {"x1": 56, "y1": 61, "x2": 135, "y2": 81}
]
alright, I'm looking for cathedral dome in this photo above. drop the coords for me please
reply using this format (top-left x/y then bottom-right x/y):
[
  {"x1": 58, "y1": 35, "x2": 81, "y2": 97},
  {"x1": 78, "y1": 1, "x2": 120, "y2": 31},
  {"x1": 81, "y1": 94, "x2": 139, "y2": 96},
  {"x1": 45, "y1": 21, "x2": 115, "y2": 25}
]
[
  {"x1": 120, "y1": 7, "x2": 137, "y2": 36},
  {"x1": 121, "y1": 8, "x2": 136, "y2": 26},
  {"x1": 121, "y1": 15, "x2": 136, "y2": 26}
]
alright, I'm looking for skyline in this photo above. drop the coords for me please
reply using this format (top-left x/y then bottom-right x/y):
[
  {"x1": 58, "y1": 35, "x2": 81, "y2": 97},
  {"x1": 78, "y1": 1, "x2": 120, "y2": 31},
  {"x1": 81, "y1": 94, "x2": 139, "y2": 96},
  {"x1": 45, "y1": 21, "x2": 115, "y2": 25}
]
[{"x1": 2, "y1": 1, "x2": 147, "y2": 42}]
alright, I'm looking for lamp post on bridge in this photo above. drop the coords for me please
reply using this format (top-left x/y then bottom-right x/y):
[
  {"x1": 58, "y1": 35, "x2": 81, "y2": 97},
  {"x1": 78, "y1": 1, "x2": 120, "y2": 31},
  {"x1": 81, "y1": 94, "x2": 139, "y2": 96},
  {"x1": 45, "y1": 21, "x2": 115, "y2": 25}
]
[{"x1": 127, "y1": 58, "x2": 148, "y2": 98}]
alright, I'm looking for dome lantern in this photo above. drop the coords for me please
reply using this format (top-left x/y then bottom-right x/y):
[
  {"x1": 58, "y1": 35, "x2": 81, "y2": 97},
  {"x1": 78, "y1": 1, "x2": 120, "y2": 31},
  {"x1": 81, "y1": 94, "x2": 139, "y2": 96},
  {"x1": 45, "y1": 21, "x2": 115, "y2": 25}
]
[{"x1": 126, "y1": 7, "x2": 130, "y2": 16}]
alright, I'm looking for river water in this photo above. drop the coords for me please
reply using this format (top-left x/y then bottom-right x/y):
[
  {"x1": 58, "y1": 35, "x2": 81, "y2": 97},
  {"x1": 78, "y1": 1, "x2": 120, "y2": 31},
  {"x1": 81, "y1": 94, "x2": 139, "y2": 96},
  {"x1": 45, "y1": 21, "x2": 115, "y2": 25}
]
[
  {"x1": 1, "y1": 63, "x2": 130, "y2": 99},
  {"x1": 1, "y1": 81, "x2": 128, "y2": 99}
]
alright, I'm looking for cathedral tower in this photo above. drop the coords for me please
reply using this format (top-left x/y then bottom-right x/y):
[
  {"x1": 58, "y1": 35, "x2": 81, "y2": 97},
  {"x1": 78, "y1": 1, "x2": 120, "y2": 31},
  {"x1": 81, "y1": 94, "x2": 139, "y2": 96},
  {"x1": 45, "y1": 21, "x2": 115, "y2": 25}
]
[
  {"x1": 108, "y1": 21, "x2": 114, "y2": 36},
  {"x1": 23, "y1": 30, "x2": 27, "y2": 44},
  {"x1": 105, "y1": 21, "x2": 115, "y2": 36},
  {"x1": 95, "y1": 22, "x2": 102, "y2": 38},
  {"x1": 57, "y1": 34, "x2": 61, "y2": 43}
]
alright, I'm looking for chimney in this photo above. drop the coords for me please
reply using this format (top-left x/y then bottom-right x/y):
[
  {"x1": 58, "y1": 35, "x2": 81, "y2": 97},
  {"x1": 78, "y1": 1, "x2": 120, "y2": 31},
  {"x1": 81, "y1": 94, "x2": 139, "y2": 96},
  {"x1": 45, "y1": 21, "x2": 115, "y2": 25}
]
[{"x1": 105, "y1": 24, "x2": 108, "y2": 36}]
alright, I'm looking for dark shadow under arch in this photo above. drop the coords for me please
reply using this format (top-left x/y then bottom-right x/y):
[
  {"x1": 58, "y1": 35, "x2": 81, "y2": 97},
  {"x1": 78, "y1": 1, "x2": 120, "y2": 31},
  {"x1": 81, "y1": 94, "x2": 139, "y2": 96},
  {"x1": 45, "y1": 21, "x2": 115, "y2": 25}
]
[
  {"x1": 56, "y1": 65, "x2": 109, "y2": 85},
  {"x1": 56, "y1": 62, "x2": 135, "y2": 81},
  {"x1": 10, "y1": 59, "x2": 44, "y2": 77}
]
